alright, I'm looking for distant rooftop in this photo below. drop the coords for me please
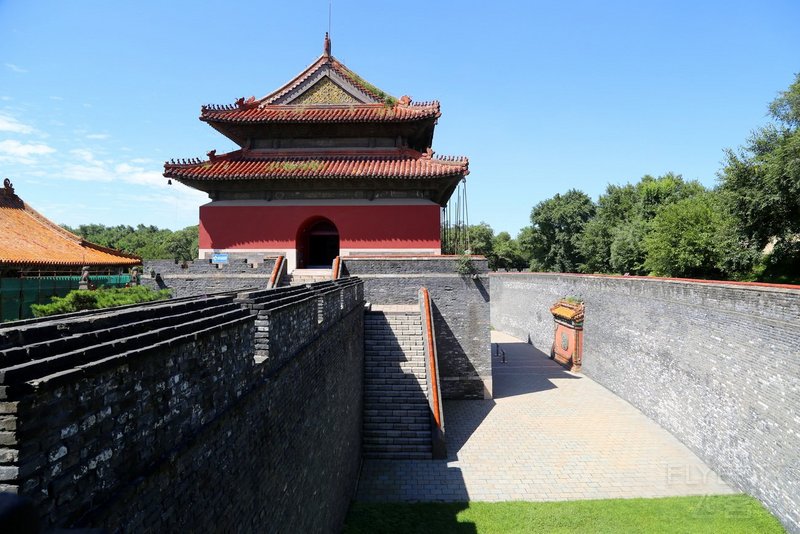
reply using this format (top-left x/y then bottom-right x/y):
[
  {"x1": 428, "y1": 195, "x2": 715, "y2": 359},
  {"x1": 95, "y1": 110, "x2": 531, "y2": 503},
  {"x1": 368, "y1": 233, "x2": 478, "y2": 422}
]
[{"x1": 0, "y1": 179, "x2": 141, "y2": 268}]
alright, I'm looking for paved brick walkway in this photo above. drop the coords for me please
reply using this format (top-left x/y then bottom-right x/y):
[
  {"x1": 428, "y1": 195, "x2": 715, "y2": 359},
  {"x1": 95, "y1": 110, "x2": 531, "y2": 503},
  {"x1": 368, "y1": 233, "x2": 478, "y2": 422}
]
[{"x1": 355, "y1": 331, "x2": 734, "y2": 502}]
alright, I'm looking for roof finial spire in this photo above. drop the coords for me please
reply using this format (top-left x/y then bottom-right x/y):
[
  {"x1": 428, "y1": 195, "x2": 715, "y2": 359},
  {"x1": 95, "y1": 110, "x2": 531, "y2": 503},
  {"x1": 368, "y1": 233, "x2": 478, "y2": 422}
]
[{"x1": 324, "y1": 32, "x2": 331, "y2": 56}]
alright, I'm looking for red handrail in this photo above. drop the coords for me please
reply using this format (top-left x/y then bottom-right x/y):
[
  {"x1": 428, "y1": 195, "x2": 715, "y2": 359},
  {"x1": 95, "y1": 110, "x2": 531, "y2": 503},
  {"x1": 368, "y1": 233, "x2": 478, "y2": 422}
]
[
  {"x1": 420, "y1": 287, "x2": 442, "y2": 428},
  {"x1": 268, "y1": 255, "x2": 284, "y2": 288},
  {"x1": 331, "y1": 256, "x2": 341, "y2": 280}
]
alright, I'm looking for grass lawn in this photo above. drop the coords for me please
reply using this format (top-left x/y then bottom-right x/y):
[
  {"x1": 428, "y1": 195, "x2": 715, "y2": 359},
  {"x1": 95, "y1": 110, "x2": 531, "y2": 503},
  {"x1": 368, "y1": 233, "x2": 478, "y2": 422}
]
[{"x1": 344, "y1": 495, "x2": 784, "y2": 533}]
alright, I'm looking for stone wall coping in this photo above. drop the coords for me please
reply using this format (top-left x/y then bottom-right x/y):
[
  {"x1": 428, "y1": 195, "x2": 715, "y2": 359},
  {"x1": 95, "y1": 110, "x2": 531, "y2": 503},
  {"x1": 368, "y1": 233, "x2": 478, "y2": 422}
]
[
  {"x1": 11, "y1": 314, "x2": 255, "y2": 398},
  {"x1": 344, "y1": 255, "x2": 486, "y2": 261},
  {"x1": 490, "y1": 271, "x2": 800, "y2": 294}
]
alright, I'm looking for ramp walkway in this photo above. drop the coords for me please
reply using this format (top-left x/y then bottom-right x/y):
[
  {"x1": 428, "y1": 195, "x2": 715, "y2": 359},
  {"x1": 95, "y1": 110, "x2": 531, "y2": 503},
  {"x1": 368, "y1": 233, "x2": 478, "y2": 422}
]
[{"x1": 355, "y1": 331, "x2": 734, "y2": 502}]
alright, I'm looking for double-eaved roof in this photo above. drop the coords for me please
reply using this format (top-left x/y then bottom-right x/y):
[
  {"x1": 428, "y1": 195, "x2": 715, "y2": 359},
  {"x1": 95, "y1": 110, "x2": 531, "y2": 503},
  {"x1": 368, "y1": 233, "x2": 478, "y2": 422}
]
[
  {"x1": 0, "y1": 180, "x2": 140, "y2": 268},
  {"x1": 164, "y1": 34, "x2": 468, "y2": 198},
  {"x1": 165, "y1": 148, "x2": 468, "y2": 181}
]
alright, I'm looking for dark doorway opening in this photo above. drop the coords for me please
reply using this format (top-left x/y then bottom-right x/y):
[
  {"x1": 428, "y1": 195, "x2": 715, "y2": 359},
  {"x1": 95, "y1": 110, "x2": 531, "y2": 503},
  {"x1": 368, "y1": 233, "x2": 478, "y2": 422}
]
[{"x1": 297, "y1": 218, "x2": 340, "y2": 268}]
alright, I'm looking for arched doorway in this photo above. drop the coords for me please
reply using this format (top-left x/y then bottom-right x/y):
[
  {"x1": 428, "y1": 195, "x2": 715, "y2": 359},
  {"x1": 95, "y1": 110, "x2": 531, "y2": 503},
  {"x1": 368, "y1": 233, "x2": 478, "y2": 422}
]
[{"x1": 296, "y1": 217, "x2": 340, "y2": 268}]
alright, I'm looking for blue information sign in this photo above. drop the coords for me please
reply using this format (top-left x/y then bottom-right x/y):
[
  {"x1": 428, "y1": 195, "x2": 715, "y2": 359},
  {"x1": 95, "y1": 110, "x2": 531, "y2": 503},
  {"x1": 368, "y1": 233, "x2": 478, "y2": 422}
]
[{"x1": 211, "y1": 253, "x2": 229, "y2": 264}]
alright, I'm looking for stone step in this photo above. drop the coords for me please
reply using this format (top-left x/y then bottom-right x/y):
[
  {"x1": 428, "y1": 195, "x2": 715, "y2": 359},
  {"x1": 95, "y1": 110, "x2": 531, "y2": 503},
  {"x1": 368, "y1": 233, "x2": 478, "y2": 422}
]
[
  {"x1": 363, "y1": 451, "x2": 432, "y2": 460},
  {"x1": 363, "y1": 443, "x2": 432, "y2": 453},
  {"x1": 364, "y1": 357, "x2": 425, "y2": 364},
  {"x1": 364, "y1": 400, "x2": 429, "y2": 410},
  {"x1": 364, "y1": 430, "x2": 431, "y2": 439},
  {"x1": 364, "y1": 351, "x2": 424, "y2": 358},
  {"x1": 365, "y1": 375, "x2": 426, "y2": 383},
  {"x1": 364, "y1": 354, "x2": 426, "y2": 361},
  {"x1": 364, "y1": 385, "x2": 427, "y2": 394},
  {"x1": 364, "y1": 416, "x2": 430, "y2": 426},
  {"x1": 364, "y1": 421, "x2": 430, "y2": 431},
  {"x1": 363, "y1": 436, "x2": 432, "y2": 446}
]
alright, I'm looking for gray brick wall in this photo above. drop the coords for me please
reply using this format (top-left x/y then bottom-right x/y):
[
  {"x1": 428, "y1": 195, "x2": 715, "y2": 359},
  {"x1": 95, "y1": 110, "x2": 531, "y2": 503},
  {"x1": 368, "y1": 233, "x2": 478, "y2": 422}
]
[
  {"x1": 2, "y1": 282, "x2": 364, "y2": 532},
  {"x1": 343, "y1": 257, "x2": 491, "y2": 399},
  {"x1": 491, "y1": 273, "x2": 800, "y2": 533},
  {"x1": 142, "y1": 258, "x2": 278, "y2": 297}
]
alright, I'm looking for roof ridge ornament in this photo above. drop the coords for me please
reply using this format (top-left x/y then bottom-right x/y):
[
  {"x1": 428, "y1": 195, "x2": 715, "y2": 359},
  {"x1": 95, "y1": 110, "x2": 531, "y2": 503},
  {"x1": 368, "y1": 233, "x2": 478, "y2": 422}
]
[
  {"x1": 235, "y1": 96, "x2": 258, "y2": 110},
  {"x1": 324, "y1": 32, "x2": 331, "y2": 57},
  {"x1": 3, "y1": 178, "x2": 13, "y2": 195}
]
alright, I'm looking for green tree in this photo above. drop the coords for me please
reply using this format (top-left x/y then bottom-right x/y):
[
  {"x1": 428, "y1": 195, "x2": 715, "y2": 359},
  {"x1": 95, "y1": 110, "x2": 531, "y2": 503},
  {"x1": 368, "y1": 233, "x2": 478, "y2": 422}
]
[
  {"x1": 467, "y1": 223, "x2": 494, "y2": 255},
  {"x1": 166, "y1": 226, "x2": 199, "y2": 262},
  {"x1": 609, "y1": 219, "x2": 649, "y2": 275},
  {"x1": 493, "y1": 232, "x2": 526, "y2": 271},
  {"x1": 526, "y1": 189, "x2": 595, "y2": 272},
  {"x1": 719, "y1": 73, "x2": 800, "y2": 279},
  {"x1": 579, "y1": 175, "x2": 706, "y2": 274},
  {"x1": 63, "y1": 223, "x2": 199, "y2": 261},
  {"x1": 643, "y1": 192, "x2": 742, "y2": 278}
]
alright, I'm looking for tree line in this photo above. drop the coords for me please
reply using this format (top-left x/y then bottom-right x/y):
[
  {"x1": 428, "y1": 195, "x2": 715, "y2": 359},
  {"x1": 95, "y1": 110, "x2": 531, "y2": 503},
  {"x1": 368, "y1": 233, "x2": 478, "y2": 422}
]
[
  {"x1": 64, "y1": 223, "x2": 199, "y2": 262},
  {"x1": 465, "y1": 73, "x2": 800, "y2": 283}
]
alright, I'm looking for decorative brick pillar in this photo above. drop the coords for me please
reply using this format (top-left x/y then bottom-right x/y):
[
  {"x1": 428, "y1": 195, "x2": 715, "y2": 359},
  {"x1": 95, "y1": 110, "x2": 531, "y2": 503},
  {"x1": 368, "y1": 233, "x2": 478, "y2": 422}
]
[{"x1": 549, "y1": 299, "x2": 585, "y2": 372}]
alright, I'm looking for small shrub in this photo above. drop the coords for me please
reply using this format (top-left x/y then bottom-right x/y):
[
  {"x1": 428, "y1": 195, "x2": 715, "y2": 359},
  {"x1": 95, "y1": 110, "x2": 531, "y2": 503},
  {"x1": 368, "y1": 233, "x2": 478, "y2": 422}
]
[
  {"x1": 456, "y1": 255, "x2": 477, "y2": 276},
  {"x1": 31, "y1": 286, "x2": 171, "y2": 318}
]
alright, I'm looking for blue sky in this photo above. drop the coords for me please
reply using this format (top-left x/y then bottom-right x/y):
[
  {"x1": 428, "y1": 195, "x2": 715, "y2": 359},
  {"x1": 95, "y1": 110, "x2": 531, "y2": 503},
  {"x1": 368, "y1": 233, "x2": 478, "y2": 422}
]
[{"x1": 1, "y1": 1, "x2": 798, "y2": 236}]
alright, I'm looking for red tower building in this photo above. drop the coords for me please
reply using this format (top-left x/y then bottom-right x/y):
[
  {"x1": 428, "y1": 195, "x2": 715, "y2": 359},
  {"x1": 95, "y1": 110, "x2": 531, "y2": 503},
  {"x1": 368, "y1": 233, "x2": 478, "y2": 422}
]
[{"x1": 164, "y1": 36, "x2": 468, "y2": 272}]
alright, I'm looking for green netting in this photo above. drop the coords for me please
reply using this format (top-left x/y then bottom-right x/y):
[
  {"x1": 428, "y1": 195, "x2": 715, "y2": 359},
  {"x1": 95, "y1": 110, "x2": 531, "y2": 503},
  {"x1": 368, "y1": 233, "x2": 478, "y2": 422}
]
[{"x1": 0, "y1": 275, "x2": 132, "y2": 321}]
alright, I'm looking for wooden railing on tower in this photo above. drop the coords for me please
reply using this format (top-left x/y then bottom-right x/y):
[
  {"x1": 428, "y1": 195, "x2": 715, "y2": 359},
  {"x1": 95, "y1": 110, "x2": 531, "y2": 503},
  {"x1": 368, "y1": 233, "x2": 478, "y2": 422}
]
[
  {"x1": 418, "y1": 287, "x2": 446, "y2": 459},
  {"x1": 267, "y1": 255, "x2": 286, "y2": 289}
]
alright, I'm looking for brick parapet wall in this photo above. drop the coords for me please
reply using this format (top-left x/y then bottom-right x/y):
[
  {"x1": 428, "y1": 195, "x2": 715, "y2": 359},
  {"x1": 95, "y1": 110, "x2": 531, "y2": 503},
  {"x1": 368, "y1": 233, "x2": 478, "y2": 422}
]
[
  {"x1": 490, "y1": 272, "x2": 800, "y2": 533},
  {"x1": 142, "y1": 257, "x2": 278, "y2": 297},
  {"x1": 343, "y1": 257, "x2": 491, "y2": 399},
  {"x1": 1, "y1": 281, "x2": 364, "y2": 532}
]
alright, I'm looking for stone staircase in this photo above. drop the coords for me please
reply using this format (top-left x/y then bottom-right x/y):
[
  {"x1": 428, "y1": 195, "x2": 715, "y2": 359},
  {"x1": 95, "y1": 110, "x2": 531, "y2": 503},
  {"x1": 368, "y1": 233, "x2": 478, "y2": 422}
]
[
  {"x1": 363, "y1": 306, "x2": 432, "y2": 459},
  {"x1": 283, "y1": 268, "x2": 332, "y2": 286}
]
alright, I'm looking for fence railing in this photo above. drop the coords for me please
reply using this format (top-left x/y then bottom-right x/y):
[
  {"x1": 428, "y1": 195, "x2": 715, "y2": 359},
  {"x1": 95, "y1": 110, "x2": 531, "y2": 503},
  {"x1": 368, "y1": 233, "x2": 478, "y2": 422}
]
[{"x1": 0, "y1": 275, "x2": 131, "y2": 322}]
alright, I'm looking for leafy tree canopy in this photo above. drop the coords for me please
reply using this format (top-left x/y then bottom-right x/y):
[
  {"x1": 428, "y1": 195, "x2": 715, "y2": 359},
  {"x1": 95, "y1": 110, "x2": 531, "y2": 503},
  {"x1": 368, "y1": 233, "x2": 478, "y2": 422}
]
[
  {"x1": 523, "y1": 189, "x2": 595, "y2": 273},
  {"x1": 719, "y1": 72, "x2": 800, "y2": 276},
  {"x1": 63, "y1": 223, "x2": 199, "y2": 261}
]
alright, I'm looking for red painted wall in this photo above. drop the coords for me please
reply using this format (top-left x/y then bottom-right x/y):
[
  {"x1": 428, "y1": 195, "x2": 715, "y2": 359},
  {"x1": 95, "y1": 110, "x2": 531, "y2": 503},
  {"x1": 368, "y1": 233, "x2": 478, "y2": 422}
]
[{"x1": 199, "y1": 204, "x2": 441, "y2": 250}]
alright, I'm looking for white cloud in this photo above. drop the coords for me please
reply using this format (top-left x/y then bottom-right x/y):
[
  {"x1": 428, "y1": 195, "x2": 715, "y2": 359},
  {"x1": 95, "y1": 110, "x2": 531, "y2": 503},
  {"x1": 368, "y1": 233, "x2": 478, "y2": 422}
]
[
  {"x1": 113, "y1": 162, "x2": 167, "y2": 188},
  {"x1": 62, "y1": 162, "x2": 110, "y2": 182},
  {"x1": 69, "y1": 148, "x2": 98, "y2": 163},
  {"x1": 86, "y1": 133, "x2": 109, "y2": 140},
  {"x1": 59, "y1": 150, "x2": 169, "y2": 188},
  {"x1": 0, "y1": 97, "x2": 12, "y2": 101},
  {"x1": 49, "y1": 96, "x2": 64, "y2": 101},
  {"x1": 5, "y1": 63, "x2": 27, "y2": 73},
  {"x1": 0, "y1": 139, "x2": 55, "y2": 163},
  {"x1": 0, "y1": 113, "x2": 34, "y2": 134}
]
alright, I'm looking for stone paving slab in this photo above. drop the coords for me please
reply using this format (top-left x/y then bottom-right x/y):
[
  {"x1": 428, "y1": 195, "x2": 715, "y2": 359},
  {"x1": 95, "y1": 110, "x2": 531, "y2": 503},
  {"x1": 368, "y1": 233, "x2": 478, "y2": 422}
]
[{"x1": 355, "y1": 331, "x2": 734, "y2": 502}]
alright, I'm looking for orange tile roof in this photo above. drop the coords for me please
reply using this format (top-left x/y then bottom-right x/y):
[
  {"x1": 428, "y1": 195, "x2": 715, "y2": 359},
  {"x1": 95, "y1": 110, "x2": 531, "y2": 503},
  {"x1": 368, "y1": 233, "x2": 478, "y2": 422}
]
[
  {"x1": 201, "y1": 102, "x2": 441, "y2": 125},
  {"x1": 164, "y1": 149, "x2": 468, "y2": 181},
  {"x1": 259, "y1": 47, "x2": 391, "y2": 105},
  {"x1": 200, "y1": 39, "x2": 439, "y2": 126},
  {"x1": 0, "y1": 183, "x2": 141, "y2": 267}
]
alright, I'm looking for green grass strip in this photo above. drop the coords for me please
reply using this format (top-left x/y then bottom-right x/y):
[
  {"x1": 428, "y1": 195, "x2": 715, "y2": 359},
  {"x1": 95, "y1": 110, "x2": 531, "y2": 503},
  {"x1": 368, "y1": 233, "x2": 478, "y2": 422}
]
[{"x1": 344, "y1": 495, "x2": 784, "y2": 533}]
